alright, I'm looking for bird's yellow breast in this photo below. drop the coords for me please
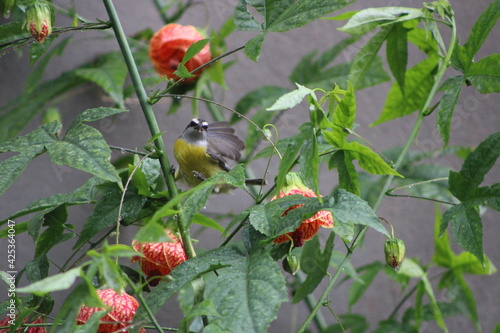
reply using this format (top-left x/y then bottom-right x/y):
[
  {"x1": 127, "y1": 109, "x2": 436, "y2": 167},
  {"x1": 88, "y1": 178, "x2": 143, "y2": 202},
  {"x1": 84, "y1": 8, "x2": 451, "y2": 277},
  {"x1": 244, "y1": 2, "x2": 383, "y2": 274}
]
[{"x1": 174, "y1": 139, "x2": 222, "y2": 187}]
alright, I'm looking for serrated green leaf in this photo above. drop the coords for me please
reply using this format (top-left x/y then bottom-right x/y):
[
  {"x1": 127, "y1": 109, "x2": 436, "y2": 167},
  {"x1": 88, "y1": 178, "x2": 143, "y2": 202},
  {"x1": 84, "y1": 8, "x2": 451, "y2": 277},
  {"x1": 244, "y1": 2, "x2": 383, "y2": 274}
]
[
  {"x1": 17, "y1": 268, "x2": 81, "y2": 295},
  {"x1": 73, "y1": 183, "x2": 146, "y2": 249},
  {"x1": 433, "y1": 206, "x2": 454, "y2": 268},
  {"x1": 35, "y1": 205, "x2": 75, "y2": 259},
  {"x1": 372, "y1": 54, "x2": 439, "y2": 125},
  {"x1": 464, "y1": 0, "x2": 500, "y2": 59},
  {"x1": 338, "y1": 7, "x2": 423, "y2": 35},
  {"x1": 458, "y1": 131, "x2": 500, "y2": 189},
  {"x1": 75, "y1": 53, "x2": 128, "y2": 107},
  {"x1": 349, "y1": 26, "x2": 392, "y2": 89},
  {"x1": 331, "y1": 189, "x2": 389, "y2": 236},
  {"x1": 330, "y1": 151, "x2": 360, "y2": 196},
  {"x1": 244, "y1": 33, "x2": 265, "y2": 61},
  {"x1": 134, "y1": 220, "x2": 172, "y2": 243},
  {"x1": 450, "y1": 43, "x2": 471, "y2": 73},
  {"x1": 293, "y1": 233, "x2": 335, "y2": 303},
  {"x1": 3, "y1": 177, "x2": 102, "y2": 223},
  {"x1": 0, "y1": 22, "x2": 29, "y2": 50},
  {"x1": 436, "y1": 76, "x2": 465, "y2": 146},
  {"x1": 342, "y1": 141, "x2": 402, "y2": 177},
  {"x1": 407, "y1": 26, "x2": 438, "y2": 56},
  {"x1": 348, "y1": 262, "x2": 383, "y2": 310},
  {"x1": 234, "y1": 0, "x2": 263, "y2": 31},
  {"x1": 442, "y1": 204, "x2": 483, "y2": 265},
  {"x1": 205, "y1": 248, "x2": 287, "y2": 332},
  {"x1": 466, "y1": 54, "x2": 500, "y2": 93},
  {"x1": 299, "y1": 125, "x2": 320, "y2": 195},
  {"x1": 46, "y1": 107, "x2": 126, "y2": 183},
  {"x1": 275, "y1": 137, "x2": 302, "y2": 191},
  {"x1": 386, "y1": 23, "x2": 408, "y2": 92},
  {"x1": 267, "y1": 83, "x2": 313, "y2": 111}
]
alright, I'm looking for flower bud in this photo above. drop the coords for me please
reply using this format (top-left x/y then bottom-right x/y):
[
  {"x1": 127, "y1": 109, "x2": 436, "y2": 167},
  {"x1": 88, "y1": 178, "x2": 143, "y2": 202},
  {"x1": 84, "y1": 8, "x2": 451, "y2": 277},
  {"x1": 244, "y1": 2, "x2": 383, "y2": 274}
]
[
  {"x1": 1, "y1": 0, "x2": 15, "y2": 18},
  {"x1": 384, "y1": 238, "x2": 406, "y2": 270},
  {"x1": 25, "y1": 1, "x2": 52, "y2": 43},
  {"x1": 283, "y1": 254, "x2": 300, "y2": 275}
]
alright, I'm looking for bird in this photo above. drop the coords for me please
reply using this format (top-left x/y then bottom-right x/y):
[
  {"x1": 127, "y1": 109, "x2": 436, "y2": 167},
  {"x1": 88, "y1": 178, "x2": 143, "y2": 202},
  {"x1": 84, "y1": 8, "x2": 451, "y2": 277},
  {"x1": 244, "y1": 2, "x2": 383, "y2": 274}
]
[{"x1": 173, "y1": 118, "x2": 266, "y2": 193}]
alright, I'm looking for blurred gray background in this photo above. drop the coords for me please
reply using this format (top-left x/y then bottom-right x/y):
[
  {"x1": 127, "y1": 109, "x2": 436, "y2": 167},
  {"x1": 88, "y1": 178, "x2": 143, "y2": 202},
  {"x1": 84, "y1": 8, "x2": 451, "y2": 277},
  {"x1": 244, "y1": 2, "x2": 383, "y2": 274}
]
[{"x1": 1, "y1": 0, "x2": 499, "y2": 332}]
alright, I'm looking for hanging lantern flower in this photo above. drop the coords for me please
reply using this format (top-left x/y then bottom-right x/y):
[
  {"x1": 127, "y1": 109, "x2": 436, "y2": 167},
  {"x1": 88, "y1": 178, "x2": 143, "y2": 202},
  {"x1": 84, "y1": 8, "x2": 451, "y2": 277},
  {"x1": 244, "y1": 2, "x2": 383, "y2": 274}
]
[
  {"x1": 273, "y1": 172, "x2": 334, "y2": 247},
  {"x1": 149, "y1": 23, "x2": 211, "y2": 83},
  {"x1": 76, "y1": 288, "x2": 144, "y2": 333},
  {"x1": 132, "y1": 229, "x2": 188, "y2": 286}
]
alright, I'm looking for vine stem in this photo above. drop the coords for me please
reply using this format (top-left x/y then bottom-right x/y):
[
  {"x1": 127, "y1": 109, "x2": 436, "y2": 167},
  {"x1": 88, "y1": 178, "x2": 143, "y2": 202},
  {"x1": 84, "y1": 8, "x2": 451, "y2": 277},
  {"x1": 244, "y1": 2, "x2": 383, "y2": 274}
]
[
  {"x1": 297, "y1": 11, "x2": 456, "y2": 333},
  {"x1": 102, "y1": 0, "x2": 196, "y2": 259}
]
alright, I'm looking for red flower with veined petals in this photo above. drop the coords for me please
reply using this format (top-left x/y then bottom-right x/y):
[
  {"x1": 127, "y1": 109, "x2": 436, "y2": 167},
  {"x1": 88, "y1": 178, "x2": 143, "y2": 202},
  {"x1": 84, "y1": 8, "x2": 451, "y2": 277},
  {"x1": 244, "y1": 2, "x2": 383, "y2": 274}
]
[
  {"x1": 132, "y1": 230, "x2": 188, "y2": 286},
  {"x1": 76, "y1": 288, "x2": 145, "y2": 333},
  {"x1": 0, "y1": 317, "x2": 46, "y2": 333},
  {"x1": 149, "y1": 23, "x2": 211, "y2": 83},
  {"x1": 273, "y1": 173, "x2": 334, "y2": 247}
]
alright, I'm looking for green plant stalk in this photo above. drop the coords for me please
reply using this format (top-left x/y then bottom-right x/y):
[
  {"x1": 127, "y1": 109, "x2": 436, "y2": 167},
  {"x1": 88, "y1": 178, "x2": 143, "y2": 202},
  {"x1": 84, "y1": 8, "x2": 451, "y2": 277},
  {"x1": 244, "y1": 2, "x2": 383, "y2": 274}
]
[
  {"x1": 297, "y1": 12, "x2": 456, "y2": 333},
  {"x1": 102, "y1": 0, "x2": 196, "y2": 259}
]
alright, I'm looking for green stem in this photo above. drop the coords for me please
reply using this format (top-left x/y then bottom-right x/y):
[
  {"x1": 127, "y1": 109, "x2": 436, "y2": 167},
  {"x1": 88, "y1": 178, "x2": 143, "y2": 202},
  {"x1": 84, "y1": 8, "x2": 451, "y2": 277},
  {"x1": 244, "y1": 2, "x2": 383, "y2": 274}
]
[
  {"x1": 102, "y1": 0, "x2": 196, "y2": 259},
  {"x1": 297, "y1": 12, "x2": 456, "y2": 333}
]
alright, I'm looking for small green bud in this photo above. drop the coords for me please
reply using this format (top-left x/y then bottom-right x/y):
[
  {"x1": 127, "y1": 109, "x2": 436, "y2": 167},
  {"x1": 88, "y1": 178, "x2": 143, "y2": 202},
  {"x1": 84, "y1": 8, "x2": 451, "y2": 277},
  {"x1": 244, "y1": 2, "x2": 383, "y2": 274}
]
[
  {"x1": 384, "y1": 238, "x2": 405, "y2": 270},
  {"x1": 25, "y1": 1, "x2": 52, "y2": 42},
  {"x1": 283, "y1": 255, "x2": 300, "y2": 275},
  {"x1": 1, "y1": 0, "x2": 16, "y2": 18}
]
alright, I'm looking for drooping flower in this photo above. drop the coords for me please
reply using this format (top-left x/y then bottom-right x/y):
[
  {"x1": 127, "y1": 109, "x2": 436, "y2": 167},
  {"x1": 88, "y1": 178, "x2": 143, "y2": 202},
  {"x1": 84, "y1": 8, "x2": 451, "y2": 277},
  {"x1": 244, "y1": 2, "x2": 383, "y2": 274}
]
[
  {"x1": 132, "y1": 229, "x2": 188, "y2": 286},
  {"x1": 0, "y1": 316, "x2": 46, "y2": 333},
  {"x1": 273, "y1": 172, "x2": 334, "y2": 247},
  {"x1": 149, "y1": 23, "x2": 211, "y2": 83},
  {"x1": 384, "y1": 238, "x2": 406, "y2": 270},
  {"x1": 76, "y1": 288, "x2": 145, "y2": 333},
  {"x1": 25, "y1": 1, "x2": 52, "y2": 43}
]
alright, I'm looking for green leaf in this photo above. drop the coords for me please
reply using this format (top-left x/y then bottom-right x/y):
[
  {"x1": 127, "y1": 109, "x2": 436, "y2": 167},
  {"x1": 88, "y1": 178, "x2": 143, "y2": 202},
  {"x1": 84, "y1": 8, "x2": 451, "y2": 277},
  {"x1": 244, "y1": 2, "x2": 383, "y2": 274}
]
[
  {"x1": 238, "y1": 0, "x2": 349, "y2": 61},
  {"x1": 3, "y1": 177, "x2": 102, "y2": 223},
  {"x1": 204, "y1": 248, "x2": 287, "y2": 332},
  {"x1": 17, "y1": 268, "x2": 81, "y2": 295},
  {"x1": 330, "y1": 151, "x2": 360, "y2": 196},
  {"x1": 372, "y1": 54, "x2": 439, "y2": 125},
  {"x1": 244, "y1": 33, "x2": 265, "y2": 61},
  {"x1": 46, "y1": 107, "x2": 126, "y2": 183},
  {"x1": 349, "y1": 26, "x2": 392, "y2": 89},
  {"x1": 0, "y1": 22, "x2": 29, "y2": 50},
  {"x1": 331, "y1": 189, "x2": 389, "y2": 237},
  {"x1": 299, "y1": 125, "x2": 320, "y2": 195},
  {"x1": 436, "y1": 76, "x2": 465, "y2": 146},
  {"x1": 267, "y1": 83, "x2": 313, "y2": 111},
  {"x1": 342, "y1": 141, "x2": 402, "y2": 177},
  {"x1": 35, "y1": 205, "x2": 75, "y2": 259},
  {"x1": 442, "y1": 204, "x2": 483, "y2": 265},
  {"x1": 0, "y1": 122, "x2": 61, "y2": 195},
  {"x1": 348, "y1": 262, "x2": 383, "y2": 310},
  {"x1": 134, "y1": 220, "x2": 172, "y2": 243},
  {"x1": 180, "y1": 181, "x2": 215, "y2": 228},
  {"x1": 466, "y1": 54, "x2": 500, "y2": 93},
  {"x1": 338, "y1": 7, "x2": 423, "y2": 35},
  {"x1": 407, "y1": 26, "x2": 438, "y2": 56},
  {"x1": 386, "y1": 23, "x2": 408, "y2": 92},
  {"x1": 174, "y1": 39, "x2": 211, "y2": 78},
  {"x1": 432, "y1": 206, "x2": 454, "y2": 268},
  {"x1": 192, "y1": 213, "x2": 225, "y2": 233},
  {"x1": 457, "y1": 131, "x2": 500, "y2": 189},
  {"x1": 75, "y1": 53, "x2": 128, "y2": 107},
  {"x1": 275, "y1": 136, "x2": 302, "y2": 191},
  {"x1": 73, "y1": 183, "x2": 146, "y2": 249},
  {"x1": 450, "y1": 43, "x2": 471, "y2": 73},
  {"x1": 464, "y1": 0, "x2": 500, "y2": 59},
  {"x1": 293, "y1": 233, "x2": 335, "y2": 303},
  {"x1": 324, "y1": 314, "x2": 369, "y2": 333}
]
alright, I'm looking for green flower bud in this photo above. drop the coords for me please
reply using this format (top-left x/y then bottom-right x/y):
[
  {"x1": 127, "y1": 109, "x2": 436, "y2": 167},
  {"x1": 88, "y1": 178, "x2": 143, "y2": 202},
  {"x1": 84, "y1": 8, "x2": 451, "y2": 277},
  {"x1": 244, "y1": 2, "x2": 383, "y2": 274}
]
[
  {"x1": 25, "y1": 1, "x2": 52, "y2": 42},
  {"x1": 1, "y1": 0, "x2": 16, "y2": 18},
  {"x1": 384, "y1": 238, "x2": 405, "y2": 270},
  {"x1": 283, "y1": 254, "x2": 300, "y2": 275}
]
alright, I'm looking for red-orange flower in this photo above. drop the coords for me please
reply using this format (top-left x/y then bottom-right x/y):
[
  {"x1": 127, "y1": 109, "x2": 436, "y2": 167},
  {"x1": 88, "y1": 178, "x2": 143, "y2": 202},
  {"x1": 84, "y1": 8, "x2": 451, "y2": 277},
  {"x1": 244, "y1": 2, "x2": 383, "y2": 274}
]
[
  {"x1": 0, "y1": 316, "x2": 46, "y2": 333},
  {"x1": 132, "y1": 230, "x2": 188, "y2": 286},
  {"x1": 273, "y1": 172, "x2": 333, "y2": 247},
  {"x1": 76, "y1": 288, "x2": 145, "y2": 333},
  {"x1": 149, "y1": 23, "x2": 211, "y2": 83}
]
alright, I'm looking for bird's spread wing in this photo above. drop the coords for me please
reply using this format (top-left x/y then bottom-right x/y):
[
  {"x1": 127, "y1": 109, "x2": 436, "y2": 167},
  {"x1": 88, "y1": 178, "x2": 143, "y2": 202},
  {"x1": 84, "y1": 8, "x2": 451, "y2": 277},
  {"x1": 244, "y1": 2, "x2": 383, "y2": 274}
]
[{"x1": 206, "y1": 123, "x2": 245, "y2": 162}]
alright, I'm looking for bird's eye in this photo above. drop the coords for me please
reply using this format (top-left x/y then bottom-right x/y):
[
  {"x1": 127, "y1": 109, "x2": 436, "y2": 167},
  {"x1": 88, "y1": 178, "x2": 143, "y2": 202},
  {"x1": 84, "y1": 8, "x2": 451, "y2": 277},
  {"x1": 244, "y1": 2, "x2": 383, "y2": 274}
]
[
  {"x1": 189, "y1": 118, "x2": 200, "y2": 127},
  {"x1": 201, "y1": 122, "x2": 208, "y2": 130}
]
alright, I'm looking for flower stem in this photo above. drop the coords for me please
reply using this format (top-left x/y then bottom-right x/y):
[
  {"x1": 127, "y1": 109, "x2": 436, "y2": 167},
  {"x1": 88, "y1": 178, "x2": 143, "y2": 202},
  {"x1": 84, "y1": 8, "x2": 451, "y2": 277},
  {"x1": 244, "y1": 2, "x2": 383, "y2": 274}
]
[
  {"x1": 102, "y1": 0, "x2": 196, "y2": 259},
  {"x1": 297, "y1": 11, "x2": 456, "y2": 333}
]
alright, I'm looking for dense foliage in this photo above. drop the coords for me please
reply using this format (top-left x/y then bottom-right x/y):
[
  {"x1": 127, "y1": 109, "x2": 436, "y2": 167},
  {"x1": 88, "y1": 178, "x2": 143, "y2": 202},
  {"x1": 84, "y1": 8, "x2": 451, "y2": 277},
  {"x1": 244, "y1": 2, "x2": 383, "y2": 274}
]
[{"x1": 1, "y1": 0, "x2": 499, "y2": 332}]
